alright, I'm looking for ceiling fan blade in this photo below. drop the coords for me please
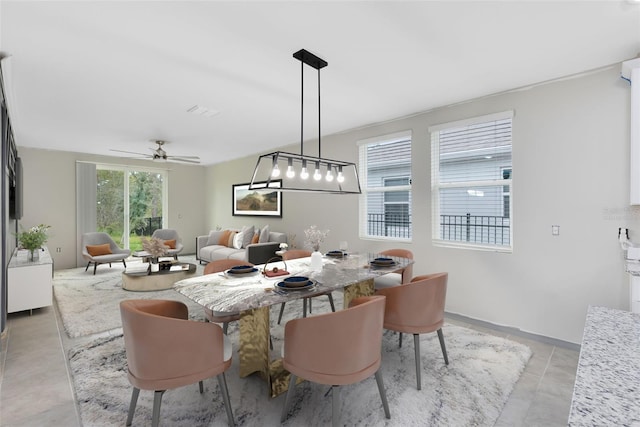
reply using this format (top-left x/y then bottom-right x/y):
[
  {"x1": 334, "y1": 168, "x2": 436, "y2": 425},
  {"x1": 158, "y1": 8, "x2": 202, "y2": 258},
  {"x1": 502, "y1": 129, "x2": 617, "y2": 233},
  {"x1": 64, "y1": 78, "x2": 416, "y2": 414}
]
[
  {"x1": 109, "y1": 149, "x2": 150, "y2": 156},
  {"x1": 167, "y1": 157, "x2": 201, "y2": 164}
]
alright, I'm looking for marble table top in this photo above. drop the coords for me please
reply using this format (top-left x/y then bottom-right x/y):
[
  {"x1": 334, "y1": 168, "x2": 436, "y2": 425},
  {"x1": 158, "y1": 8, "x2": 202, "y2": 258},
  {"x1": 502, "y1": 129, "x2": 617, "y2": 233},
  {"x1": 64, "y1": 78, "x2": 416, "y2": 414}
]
[
  {"x1": 173, "y1": 253, "x2": 412, "y2": 314},
  {"x1": 568, "y1": 305, "x2": 640, "y2": 426}
]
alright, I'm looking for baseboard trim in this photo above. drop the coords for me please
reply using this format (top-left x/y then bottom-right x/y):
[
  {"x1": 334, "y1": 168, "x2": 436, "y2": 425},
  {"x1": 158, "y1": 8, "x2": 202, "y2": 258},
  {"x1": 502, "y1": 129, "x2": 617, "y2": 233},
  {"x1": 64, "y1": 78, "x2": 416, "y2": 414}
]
[{"x1": 445, "y1": 311, "x2": 580, "y2": 352}]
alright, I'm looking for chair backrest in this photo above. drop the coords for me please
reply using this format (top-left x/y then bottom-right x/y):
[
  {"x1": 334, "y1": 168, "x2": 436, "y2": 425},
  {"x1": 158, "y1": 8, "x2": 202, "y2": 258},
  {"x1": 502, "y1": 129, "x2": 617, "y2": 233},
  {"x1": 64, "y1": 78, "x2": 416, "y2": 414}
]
[
  {"x1": 283, "y1": 295, "x2": 386, "y2": 385},
  {"x1": 151, "y1": 228, "x2": 180, "y2": 242},
  {"x1": 380, "y1": 248, "x2": 414, "y2": 284},
  {"x1": 376, "y1": 272, "x2": 447, "y2": 334},
  {"x1": 204, "y1": 259, "x2": 254, "y2": 275},
  {"x1": 282, "y1": 249, "x2": 312, "y2": 261},
  {"x1": 81, "y1": 232, "x2": 120, "y2": 255},
  {"x1": 120, "y1": 299, "x2": 228, "y2": 389}
]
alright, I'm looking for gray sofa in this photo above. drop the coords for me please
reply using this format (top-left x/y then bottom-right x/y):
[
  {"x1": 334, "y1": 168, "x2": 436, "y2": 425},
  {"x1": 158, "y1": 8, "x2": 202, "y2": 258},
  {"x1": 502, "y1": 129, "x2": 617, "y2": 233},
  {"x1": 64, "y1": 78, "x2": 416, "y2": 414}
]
[{"x1": 196, "y1": 228, "x2": 287, "y2": 265}]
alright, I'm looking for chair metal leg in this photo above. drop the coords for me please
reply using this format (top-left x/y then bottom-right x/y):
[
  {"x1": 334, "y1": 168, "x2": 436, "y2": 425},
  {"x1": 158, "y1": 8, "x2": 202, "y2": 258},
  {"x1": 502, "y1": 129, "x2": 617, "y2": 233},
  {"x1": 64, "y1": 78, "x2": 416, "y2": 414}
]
[
  {"x1": 399, "y1": 332, "x2": 403, "y2": 348},
  {"x1": 332, "y1": 385, "x2": 341, "y2": 427},
  {"x1": 199, "y1": 380, "x2": 204, "y2": 394},
  {"x1": 281, "y1": 373, "x2": 298, "y2": 423},
  {"x1": 437, "y1": 328, "x2": 449, "y2": 365},
  {"x1": 109, "y1": 262, "x2": 112, "y2": 267},
  {"x1": 217, "y1": 373, "x2": 235, "y2": 427},
  {"x1": 222, "y1": 322, "x2": 229, "y2": 335},
  {"x1": 122, "y1": 259, "x2": 127, "y2": 268},
  {"x1": 309, "y1": 297, "x2": 312, "y2": 314},
  {"x1": 85, "y1": 262, "x2": 90, "y2": 272},
  {"x1": 375, "y1": 370, "x2": 391, "y2": 419},
  {"x1": 93, "y1": 262, "x2": 98, "y2": 275},
  {"x1": 303, "y1": 298, "x2": 308, "y2": 318},
  {"x1": 327, "y1": 293, "x2": 336, "y2": 312},
  {"x1": 414, "y1": 334, "x2": 421, "y2": 390},
  {"x1": 126, "y1": 387, "x2": 140, "y2": 426},
  {"x1": 152, "y1": 390, "x2": 165, "y2": 427},
  {"x1": 277, "y1": 302, "x2": 286, "y2": 325}
]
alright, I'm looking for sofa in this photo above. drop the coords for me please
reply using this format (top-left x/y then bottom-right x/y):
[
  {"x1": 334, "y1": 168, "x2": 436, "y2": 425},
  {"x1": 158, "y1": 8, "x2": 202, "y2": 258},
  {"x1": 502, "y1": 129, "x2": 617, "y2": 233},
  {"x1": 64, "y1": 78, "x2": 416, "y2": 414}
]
[{"x1": 196, "y1": 225, "x2": 287, "y2": 265}]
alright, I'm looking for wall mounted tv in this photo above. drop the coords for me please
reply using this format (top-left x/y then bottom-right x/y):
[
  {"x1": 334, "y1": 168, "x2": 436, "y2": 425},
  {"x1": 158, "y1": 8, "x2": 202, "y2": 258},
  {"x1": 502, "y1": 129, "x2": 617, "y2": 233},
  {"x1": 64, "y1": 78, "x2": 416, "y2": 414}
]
[{"x1": 9, "y1": 156, "x2": 22, "y2": 219}]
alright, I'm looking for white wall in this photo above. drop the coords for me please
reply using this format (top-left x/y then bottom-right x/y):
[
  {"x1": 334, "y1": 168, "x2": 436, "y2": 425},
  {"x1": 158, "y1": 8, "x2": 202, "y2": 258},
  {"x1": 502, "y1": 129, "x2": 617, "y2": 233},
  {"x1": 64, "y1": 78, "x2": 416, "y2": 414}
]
[
  {"x1": 17, "y1": 147, "x2": 206, "y2": 270},
  {"x1": 206, "y1": 65, "x2": 640, "y2": 344}
]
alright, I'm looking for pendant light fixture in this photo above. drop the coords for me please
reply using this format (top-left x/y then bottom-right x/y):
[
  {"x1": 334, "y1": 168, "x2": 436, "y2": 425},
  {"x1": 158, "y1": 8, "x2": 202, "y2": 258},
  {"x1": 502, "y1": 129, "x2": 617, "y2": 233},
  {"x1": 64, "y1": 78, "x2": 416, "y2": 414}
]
[{"x1": 249, "y1": 49, "x2": 361, "y2": 194}]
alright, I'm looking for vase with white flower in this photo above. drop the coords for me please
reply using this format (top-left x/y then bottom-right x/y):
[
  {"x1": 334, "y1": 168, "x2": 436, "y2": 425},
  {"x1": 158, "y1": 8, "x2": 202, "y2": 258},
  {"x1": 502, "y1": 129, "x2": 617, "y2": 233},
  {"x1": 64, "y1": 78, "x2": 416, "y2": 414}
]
[
  {"x1": 17, "y1": 224, "x2": 51, "y2": 261},
  {"x1": 304, "y1": 225, "x2": 329, "y2": 271}
]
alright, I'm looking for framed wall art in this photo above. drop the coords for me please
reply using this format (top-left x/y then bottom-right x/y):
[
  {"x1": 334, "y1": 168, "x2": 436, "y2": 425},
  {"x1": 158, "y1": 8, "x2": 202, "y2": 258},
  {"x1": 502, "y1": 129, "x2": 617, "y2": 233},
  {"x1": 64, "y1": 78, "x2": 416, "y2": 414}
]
[{"x1": 232, "y1": 180, "x2": 283, "y2": 217}]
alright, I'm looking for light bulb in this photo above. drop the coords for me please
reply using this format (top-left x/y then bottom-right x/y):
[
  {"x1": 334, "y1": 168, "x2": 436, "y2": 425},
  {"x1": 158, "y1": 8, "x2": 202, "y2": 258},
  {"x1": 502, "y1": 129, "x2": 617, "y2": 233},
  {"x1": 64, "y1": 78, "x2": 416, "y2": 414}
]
[
  {"x1": 337, "y1": 168, "x2": 345, "y2": 183},
  {"x1": 271, "y1": 164, "x2": 280, "y2": 178},
  {"x1": 300, "y1": 160, "x2": 309, "y2": 179},
  {"x1": 286, "y1": 158, "x2": 295, "y2": 178},
  {"x1": 326, "y1": 164, "x2": 334, "y2": 182},
  {"x1": 313, "y1": 162, "x2": 322, "y2": 181}
]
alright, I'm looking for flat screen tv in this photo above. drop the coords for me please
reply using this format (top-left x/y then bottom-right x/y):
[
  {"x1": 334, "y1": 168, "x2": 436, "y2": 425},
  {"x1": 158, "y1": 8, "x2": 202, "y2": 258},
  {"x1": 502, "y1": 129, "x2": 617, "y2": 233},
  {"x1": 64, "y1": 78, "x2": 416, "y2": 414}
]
[{"x1": 9, "y1": 156, "x2": 22, "y2": 219}]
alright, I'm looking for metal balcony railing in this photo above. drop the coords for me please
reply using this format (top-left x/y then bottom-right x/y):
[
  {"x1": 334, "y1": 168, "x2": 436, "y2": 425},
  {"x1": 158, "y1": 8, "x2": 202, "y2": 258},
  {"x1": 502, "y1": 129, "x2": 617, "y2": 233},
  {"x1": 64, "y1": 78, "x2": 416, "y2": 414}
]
[
  {"x1": 440, "y1": 213, "x2": 510, "y2": 245},
  {"x1": 367, "y1": 213, "x2": 411, "y2": 239}
]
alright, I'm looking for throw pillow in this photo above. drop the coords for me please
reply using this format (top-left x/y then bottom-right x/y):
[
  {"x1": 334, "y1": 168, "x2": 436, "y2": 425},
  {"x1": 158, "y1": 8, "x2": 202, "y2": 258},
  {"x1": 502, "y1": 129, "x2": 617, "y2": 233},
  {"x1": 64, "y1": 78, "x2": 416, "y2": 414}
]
[
  {"x1": 206, "y1": 230, "x2": 219, "y2": 246},
  {"x1": 218, "y1": 230, "x2": 232, "y2": 246},
  {"x1": 259, "y1": 225, "x2": 270, "y2": 243},
  {"x1": 241, "y1": 225, "x2": 255, "y2": 248},
  {"x1": 163, "y1": 239, "x2": 176, "y2": 249},
  {"x1": 227, "y1": 231, "x2": 237, "y2": 248},
  {"x1": 251, "y1": 233, "x2": 260, "y2": 244},
  {"x1": 86, "y1": 243, "x2": 112, "y2": 256},
  {"x1": 232, "y1": 231, "x2": 244, "y2": 249}
]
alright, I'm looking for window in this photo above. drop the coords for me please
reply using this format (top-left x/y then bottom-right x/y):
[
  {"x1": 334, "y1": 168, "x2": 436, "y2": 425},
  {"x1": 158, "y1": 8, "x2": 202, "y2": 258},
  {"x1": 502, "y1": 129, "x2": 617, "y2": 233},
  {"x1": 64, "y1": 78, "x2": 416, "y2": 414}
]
[
  {"x1": 359, "y1": 131, "x2": 412, "y2": 241},
  {"x1": 96, "y1": 165, "x2": 168, "y2": 251},
  {"x1": 430, "y1": 111, "x2": 513, "y2": 251}
]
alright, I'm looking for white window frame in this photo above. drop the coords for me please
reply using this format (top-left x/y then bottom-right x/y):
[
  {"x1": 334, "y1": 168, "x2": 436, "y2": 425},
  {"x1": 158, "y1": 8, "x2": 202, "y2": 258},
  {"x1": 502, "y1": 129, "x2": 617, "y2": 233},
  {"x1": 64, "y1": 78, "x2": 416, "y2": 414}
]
[
  {"x1": 358, "y1": 130, "x2": 412, "y2": 242},
  {"x1": 430, "y1": 111, "x2": 513, "y2": 252}
]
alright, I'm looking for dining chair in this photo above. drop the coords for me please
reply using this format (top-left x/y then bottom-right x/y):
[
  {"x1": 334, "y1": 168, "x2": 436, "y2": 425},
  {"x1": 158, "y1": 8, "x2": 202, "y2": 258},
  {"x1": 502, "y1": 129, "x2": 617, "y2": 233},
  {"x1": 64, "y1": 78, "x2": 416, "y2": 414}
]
[
  {"x1": 203, "y1": 259, "x2": 255, "y2": 334},
  {"x1": 277, "y1": 249, "x2": 335, "y2": 324},
  {"x1": 281, "y1": 295, "x2": 390, "y2": 426},
  {"x1": 373, "y1": 248, "x2": 414, "y2": 289},
  {"x1": 120, "y1": 299, "x2": 234, "y2": 427},
  {"x1": 375, "y1": 272, "x2": 448, "y2": 390}
]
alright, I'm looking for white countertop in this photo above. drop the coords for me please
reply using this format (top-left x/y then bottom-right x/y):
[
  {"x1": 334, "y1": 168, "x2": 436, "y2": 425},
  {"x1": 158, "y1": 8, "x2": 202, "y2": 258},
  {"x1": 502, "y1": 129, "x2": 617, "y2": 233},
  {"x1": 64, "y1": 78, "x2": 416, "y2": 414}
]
[{"x1": 568, "y1": 305, "x2": 640, "y2": 425}]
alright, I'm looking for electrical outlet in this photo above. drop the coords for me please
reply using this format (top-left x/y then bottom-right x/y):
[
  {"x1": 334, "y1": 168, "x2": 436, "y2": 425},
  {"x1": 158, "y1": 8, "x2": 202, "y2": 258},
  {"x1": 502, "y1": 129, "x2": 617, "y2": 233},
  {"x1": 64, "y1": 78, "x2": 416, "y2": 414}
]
[
  {"x1": 56, "y1": 247, "x2": 62, "y2": 252},
  {"x1": 552, "y1": 225, "x2": 560, "y2": 236}
]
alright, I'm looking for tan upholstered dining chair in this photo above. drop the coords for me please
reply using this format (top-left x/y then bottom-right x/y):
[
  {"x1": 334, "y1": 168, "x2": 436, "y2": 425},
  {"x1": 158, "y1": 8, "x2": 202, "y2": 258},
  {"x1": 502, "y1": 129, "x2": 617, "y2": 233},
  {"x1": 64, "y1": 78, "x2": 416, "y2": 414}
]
[
  {"x1": 375, "y1": 272, "x2": 449, "y2": 390},
  {"x1": 281, "y1": 295, "x2": 390, "y2": 426},
  {"x1": 373, "y1": 248, "x2": 414, "y2": 289},
  {"x1": 119, "y1": 299, "x2": 234, "y2": 427},
  {"x1": 277, "y1": 249, "x2": 335, "y2": 324},
  {"x1": 203, "y1": 259, "x2": 255, "y2": 334}
]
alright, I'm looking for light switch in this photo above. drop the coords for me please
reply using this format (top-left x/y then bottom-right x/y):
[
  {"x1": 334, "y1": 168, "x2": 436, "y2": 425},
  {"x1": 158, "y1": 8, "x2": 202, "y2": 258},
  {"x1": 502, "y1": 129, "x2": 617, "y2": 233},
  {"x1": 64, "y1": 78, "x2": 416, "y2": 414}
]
[{"x1": 552, "y1": 225, "x2": 560, "y2": 236}]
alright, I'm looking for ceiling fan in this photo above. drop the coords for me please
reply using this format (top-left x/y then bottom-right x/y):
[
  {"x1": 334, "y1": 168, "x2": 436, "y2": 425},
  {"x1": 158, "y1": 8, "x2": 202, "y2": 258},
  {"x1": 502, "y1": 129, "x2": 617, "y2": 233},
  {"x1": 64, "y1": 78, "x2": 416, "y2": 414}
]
[{"x1": 110, "y1": 140, "x2": 201, "y2": 164}]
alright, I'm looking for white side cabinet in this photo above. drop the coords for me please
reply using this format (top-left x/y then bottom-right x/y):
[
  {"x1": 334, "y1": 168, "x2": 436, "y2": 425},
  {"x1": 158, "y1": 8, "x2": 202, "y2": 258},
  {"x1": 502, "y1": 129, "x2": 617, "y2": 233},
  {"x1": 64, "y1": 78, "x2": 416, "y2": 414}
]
[{"x1": 8, "y1": 247, "x2": 53, "y2": 313}]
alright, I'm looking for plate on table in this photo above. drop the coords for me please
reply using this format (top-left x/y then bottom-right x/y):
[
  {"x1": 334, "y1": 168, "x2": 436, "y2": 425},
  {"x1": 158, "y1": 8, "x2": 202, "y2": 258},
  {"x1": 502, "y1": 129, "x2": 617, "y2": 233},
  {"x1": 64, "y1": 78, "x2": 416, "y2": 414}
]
[
  {"x1": 370, "y1": 257, "x2": 396, "y2": 267},
  {"x1": 326, "y1": 250, "x2": 346, "y2": 257},
  {"x1": 226, "y1": 266, "x2": 259, "y2": 276},
  {"x1": 276, "y1": 277, "x2": 315, "y2": 291}
]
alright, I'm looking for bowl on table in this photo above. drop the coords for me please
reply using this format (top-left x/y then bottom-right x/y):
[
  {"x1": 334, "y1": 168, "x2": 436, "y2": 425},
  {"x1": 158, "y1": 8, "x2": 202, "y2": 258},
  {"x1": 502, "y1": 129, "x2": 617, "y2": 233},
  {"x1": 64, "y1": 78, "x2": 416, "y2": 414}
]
[{"x1": 282, "y1": 276, "x2": 311, "y2": 288}]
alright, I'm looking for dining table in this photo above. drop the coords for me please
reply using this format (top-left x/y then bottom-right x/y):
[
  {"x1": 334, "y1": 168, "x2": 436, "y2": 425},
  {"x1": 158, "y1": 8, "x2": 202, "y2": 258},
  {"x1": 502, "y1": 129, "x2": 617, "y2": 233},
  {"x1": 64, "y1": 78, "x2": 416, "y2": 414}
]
[{"x1": 173, "y1": 252, "x2": 414, "y2": 397}]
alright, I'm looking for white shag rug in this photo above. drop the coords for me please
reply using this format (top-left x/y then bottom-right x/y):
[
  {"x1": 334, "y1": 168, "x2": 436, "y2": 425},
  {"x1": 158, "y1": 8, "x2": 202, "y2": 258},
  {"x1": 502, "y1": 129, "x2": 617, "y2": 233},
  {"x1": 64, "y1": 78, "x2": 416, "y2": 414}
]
[{"x1": 56, "y1": 258, "x2": 532, "y2": 426}]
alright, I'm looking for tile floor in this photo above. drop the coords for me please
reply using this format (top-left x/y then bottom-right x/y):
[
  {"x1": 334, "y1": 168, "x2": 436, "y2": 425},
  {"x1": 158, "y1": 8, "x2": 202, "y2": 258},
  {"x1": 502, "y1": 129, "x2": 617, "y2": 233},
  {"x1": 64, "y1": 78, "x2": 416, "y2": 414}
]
[{"x1": 0, "y1": 304, "x2": 580, "y2": 426}]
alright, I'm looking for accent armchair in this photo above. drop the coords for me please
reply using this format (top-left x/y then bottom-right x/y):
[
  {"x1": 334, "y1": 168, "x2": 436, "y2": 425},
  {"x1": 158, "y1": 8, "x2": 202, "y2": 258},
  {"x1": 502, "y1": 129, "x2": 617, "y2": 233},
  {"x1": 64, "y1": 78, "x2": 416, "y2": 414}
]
[
  {"x1": 151, "y1": 228, "x2": 184, "y2": 259},
  {"x1": 81, "y1": 232, "x2": 131, "y2": 275},
  {"x1": 373, "y1": 248, "x2": 414, "y2": 289}
]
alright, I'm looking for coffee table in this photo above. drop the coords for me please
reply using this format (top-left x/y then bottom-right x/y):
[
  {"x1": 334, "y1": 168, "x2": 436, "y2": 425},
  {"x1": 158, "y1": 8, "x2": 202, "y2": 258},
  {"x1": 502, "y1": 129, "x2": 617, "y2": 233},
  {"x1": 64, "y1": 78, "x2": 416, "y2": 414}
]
[{"x1": 122, "y1": 262, "x2": 196, "y2": 291}]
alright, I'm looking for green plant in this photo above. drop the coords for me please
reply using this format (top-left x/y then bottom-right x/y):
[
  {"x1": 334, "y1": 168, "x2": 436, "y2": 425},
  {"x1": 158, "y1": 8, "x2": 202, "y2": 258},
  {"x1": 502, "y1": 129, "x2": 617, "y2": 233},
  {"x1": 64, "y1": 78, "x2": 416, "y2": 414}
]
[{"x1": 17, "y1": 224, "x2": 51, "y2": 251}]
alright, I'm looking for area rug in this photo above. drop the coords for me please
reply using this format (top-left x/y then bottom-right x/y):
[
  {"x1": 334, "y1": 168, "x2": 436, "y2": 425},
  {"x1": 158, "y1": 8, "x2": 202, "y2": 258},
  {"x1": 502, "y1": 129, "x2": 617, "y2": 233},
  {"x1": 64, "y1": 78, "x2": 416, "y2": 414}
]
[
  {"x1": 53, "y1": 256, "x2": 205, "y2": 338},
  {"x1": 68, "y1": 322, "x2": 531, "y2": 426}
]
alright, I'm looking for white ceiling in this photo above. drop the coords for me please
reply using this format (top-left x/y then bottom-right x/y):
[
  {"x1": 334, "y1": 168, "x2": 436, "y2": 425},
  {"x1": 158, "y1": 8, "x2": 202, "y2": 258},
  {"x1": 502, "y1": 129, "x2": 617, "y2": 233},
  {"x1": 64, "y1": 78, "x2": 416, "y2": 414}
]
[{"x1": 1, "y1": 1, "x2": 639, "y2": 166}]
